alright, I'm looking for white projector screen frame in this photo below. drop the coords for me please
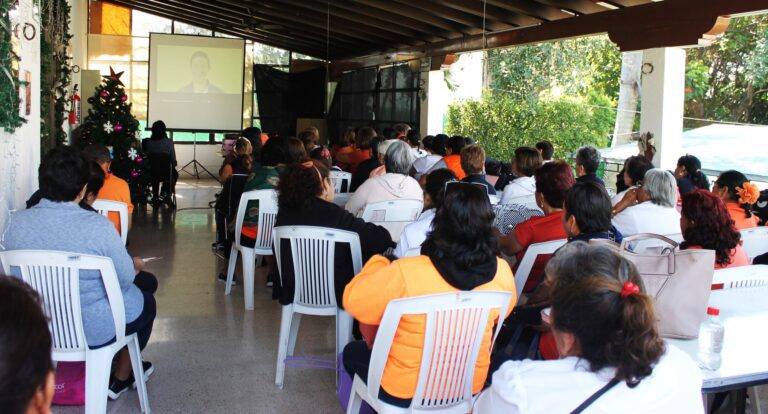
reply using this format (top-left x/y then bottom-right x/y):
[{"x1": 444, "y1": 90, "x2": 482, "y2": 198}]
[{"x1": 147, "y1": 33, "x2": 245, "y2": 132}]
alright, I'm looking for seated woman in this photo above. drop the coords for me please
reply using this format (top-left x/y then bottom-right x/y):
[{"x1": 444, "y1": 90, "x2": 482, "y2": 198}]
[
  {"x1": 564, "y1": 182, "x2": 623, "y2": 244},
  {"x1": 336, "y1": 126, "x2": 375, "y2": 173},
  {"x1": 675, "y1": 154, "x2": 710, "y2": 195},
  {"x1": 219, "y1": 137, "x2": 252, "y2": 183},
  {"x1": 142, "y1": 120, "x2": 178, "y2": 205},
  {"x1": 331, "y1": 127, "x2": 356, "y2": 159},
  {"x1": 475, "y1": 242, "x2": 704, "y2": 413},
  {"x1": 712, "y1": 170, "x2": 760, "y2": 230},
  {"x1": 27, "y1": 160, "x2": 105, "y2": 212},
  {"x1": 342, "y1": 183, "x2": 516, "y2": 408},
  {"x1": 393, "y1": 168, "x2": 456, "y2": 258},
  {"x1": 0, "y1": 275, "x2": 54, "y2": 414},
  {"x1": 3, "y1": 147, "x2": 156, "y2": 400},
  {"x1": 612, "y1": 155, "x2": 654, "y2": 206},
  {"x1": 214, "y1": 138, "x2": 254, "y2": 250},
  {"x1": 411, "y1": 134, "x2": 448, "y2": 180},
  {"x1": 345, "y1": 140, "x2": 422, "y2": 217},
  {"x1": 310, "y1": 146, "x2": 341, "y2": 171},
  {"x1": 273, "y1": 160, "x2": 394, "y2": 307},
  {"x1": 498, "y1": 161, "x2": 575, "y2": 293},
  {"x1": 500, "y1": 147, "x2": 542, "y2": 204},
  {"x1": 612, "y1": 169, "x2": 681, "y2": 237},
  {"x1": 680, "y1": 190, "x2": 749, "y2": 270},
  {"x1": 461, "y1": 144, "x2": 496, "y2": 195}
]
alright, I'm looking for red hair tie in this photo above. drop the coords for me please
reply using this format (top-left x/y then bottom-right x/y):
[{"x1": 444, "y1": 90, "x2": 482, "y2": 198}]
[{"x1": 620, "y1": 281, "x2": 640, "y2": 298}]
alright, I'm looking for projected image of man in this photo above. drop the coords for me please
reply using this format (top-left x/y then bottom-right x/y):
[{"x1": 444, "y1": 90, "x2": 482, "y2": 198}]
[{"x1": 179, "y1": 51, "x2": 222, "y2": 94}]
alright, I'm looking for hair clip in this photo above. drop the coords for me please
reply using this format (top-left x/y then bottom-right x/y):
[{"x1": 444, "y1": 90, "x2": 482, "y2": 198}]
[
  {"x1": 620, "y1": 281, "x2": 640, "y2": 298},
  {"x1": 301, "y1": 161, "x2": 314, "y2": 168},
  {"x1": 736, "y1": 182, "x2": 760, "y2": 205}
]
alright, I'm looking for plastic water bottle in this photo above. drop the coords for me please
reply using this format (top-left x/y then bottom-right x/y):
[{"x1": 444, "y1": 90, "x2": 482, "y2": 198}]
[{"x1": 698, "y1": 307, "x2": 724, "y2": 370}]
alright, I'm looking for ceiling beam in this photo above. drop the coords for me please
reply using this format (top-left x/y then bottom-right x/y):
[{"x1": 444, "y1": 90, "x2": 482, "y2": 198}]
[
  {"x1": 485, "y1": 0, "x2": 573, "y2": 22},
  {"x1": 390, "y1": 0, "x2": 512, "y2": 31},
  {"x1": 351, "y1": 0, "x2": 480, "y2": 35},
  {"x1": 532, "y1": 0, "x2": 608, "y2": 15},
  {"x1": 428, "y1": 0, "x2": 542, "y2": 27}
]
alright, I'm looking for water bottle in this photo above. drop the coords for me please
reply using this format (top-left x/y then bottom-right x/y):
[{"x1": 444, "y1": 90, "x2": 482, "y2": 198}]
[{"x1": 698, "y1": 307, "x2": 724, "y2": 370}]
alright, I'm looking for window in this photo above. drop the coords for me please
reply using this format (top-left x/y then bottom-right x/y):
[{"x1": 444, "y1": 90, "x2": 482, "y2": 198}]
[{"x1": 173, "y1": 21, "x2": 212, "y2": 36}]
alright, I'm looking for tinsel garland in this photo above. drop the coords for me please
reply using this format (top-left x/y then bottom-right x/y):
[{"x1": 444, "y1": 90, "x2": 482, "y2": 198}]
[
  {"x1": 40, "y1": 0, "x2": 71, "y2": 150},
  {"x1": 0, "y1": 0, "x2": 25, "y2": 133}
]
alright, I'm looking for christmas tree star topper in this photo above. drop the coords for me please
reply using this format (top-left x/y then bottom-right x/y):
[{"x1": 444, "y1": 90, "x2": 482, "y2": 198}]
[{"x1": 103, "y1": 66, "x2": 125, "y2": 87}]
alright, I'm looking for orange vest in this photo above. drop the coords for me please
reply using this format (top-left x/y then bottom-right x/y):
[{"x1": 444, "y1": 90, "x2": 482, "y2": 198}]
[
  {"x1": 726, "y1": 202, "x2": 759, "y2": 230},
  {"x1": 443, "y1": 154, "x2": 466, "y2": 180}
]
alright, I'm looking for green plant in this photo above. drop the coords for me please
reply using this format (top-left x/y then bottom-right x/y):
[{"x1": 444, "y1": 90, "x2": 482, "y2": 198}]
[{"x1": 0, "y1": 0, "x2": 25, "y2": 133}]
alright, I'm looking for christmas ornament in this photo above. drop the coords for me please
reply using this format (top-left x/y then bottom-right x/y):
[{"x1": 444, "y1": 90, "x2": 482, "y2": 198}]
[
  {"x1": 130, "y1": 170, "x2": 139, "y2": 178},
  {"x1": 103, "y1": 66, "x2": 125, "y2": 87},
  {"x1": 100, "y1": 91, "x2": 108, "y2": 98},
  {"x1": 114, "y1": 123, "x2": 124, "y2": 133},
  {"x1": 103, "y1": 121, "x2": 114, "y2": 133},
  {"x1": 121, "y1": 95, "x2": 128, "y2": 102},
  {"x1": 135, "y1": 156, "x2": 144, "y2": 164},
  {"x1": 127, "y1": 147, "x2": 138, "y2": 160}
]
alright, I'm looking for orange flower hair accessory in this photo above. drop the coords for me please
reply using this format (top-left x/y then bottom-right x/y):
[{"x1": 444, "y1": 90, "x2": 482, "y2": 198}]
[{"x1": 736, "y1": 182, "x2": 760, "y2": 205}]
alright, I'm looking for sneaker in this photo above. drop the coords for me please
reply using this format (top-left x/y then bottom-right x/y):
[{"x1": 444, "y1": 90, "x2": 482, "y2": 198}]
[
  {"x1": 131, "y1": 361, "x2": 154, "y2": 388},
  {"x1": 108, "y1": 375, "x2": 132, "y2": 400},
  {"x1": 218, "y1": 272, "x2": 236, "y2": 286}
]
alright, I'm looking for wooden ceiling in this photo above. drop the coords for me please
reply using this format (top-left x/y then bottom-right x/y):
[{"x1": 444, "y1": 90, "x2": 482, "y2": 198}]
[{"x1": 103, "y1": 0, "x2": 768, "y2": 62}]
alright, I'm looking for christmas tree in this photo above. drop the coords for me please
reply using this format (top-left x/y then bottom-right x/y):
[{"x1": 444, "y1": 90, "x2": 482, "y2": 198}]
[{"x1": 79, "y1": 67, "x2": 149, "y2": 204}]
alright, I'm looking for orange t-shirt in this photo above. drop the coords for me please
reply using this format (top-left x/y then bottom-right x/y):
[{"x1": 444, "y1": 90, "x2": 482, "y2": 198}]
[
  {"x1": 98, "y1": 173, "x2": 134, "y2": 235},
  {"x1": 726, "y1": 202, "x2": 759, "y2": 230},
  {"x1": 343, "y1": 255, "x2": 516, "y2": 399},
  {"x1": 338, "y1": 149, "x2": 371, "y2": 173},
  {"x1": 443, "y1": 154, "x2": 466, "y2": 180},
  {"x1": 514, "y1": 211, "x2": 567, "y2": 292}
]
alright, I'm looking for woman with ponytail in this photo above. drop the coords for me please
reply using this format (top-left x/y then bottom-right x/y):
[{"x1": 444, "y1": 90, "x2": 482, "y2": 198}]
[
  {"x1": 475, "y1": 243, "x2": 704, "y2": 413},
  {"x1": 219, "y1": 138, "x2": 253, "y2": 182},
  {"x1": 675, "y1": 154, "x2": 710, "y2": 194},
  {"x1": 713, "y1": 170, "x2": 760, "y2": 229}
]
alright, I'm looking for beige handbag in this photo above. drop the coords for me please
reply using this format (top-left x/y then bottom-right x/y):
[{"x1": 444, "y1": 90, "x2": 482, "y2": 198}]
[{"x1": 600, "y1": 234, "x2": 715, "y2": 339}]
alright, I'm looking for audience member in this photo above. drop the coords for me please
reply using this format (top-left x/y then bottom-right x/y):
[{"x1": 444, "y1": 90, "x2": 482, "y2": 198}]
[
  {"x1": 350, "y1": 136, "x2": 384, "y2": 192},
  {"x1": 343, "y1": 183, "x2": 516, "y2": 408},
  {"x1": 411, "y1": 134, "x2": 447, "y2": 180},
  {"x1": 405, "y1": 129, "x2": 427, "y2": 158},
  {"x1": 535, "y1": 140, "x2": 554, "y2": 163},
  {"x1": 393, "y1": 168, "x2": 456, "y2": 258},
  {"x1": 285, "y1": 136, "x2": 308, "y2": 164},
  {"x1": 241, "y1": 126, "x2": 263, "y2": 168},
  {"x1": 27, "y1": 160, "x2": 105, "y2": 212},
  {"x1": 273, "y1": 160, "x2": 394, "y2": 307},
  {"x1": 331, "y1": 127, "x2": 355, "y2": 159},
  {"x1": 0, "y1": 276, "x2": 54, "y2": 414},
  {"x1": 564, "y1": 182, "x2": 623, "y2": 244},
  {"x1": 142, "y1": 120, "x2": 178, "y2": 205},
  {"x1": 219, "y1": 137, "x2": 252, "y2": 182},
  {"x1": 500, "y1": 147, "x2": 542, "y2": 204},
  {"x1": 475, "y1": 243, "x2": 704, "y2": 413},
  {"x1": 310, "y1": 146, "x2": 340, "y2": 171},
  {"x1": 575, "y1": 145, "x2": 605, "y2": 187},
  {"x1": 214, "y1": 138, "x2": 254, "y2": 250},
  {"x1": 443, "y1": 135, "x2": 467, "y2": 180},
  {"x1": 712, "y1": 170, "x2": 760, "y2": 229},
  {"x1": 498, "y1": 161, "x2": 575, "y2": 292},
  {"x1": 382, "y1": 126, "x2": 396, "y2": 140},
  {"x1": 612, "y1": 169, "x2": 680, "y2": 237},
  {"x1": 367, "y1": 139, "x2": 398, "y2": 178},
  {"x1": 675, "y1": 154, "x2": 709, "y2": 194},
  {"x1": 298, "y1": 128, "x2": 319, "y2": 154},
  {"x1": 680, "y1": 190, "x2": 749, "y2": 269},
  {"x1": 612, "y1": 155, "x2": 654, "y2": 206},
  {"x1": 461, "y1": 144, "x2": 496, "y2": 195},
  {"x1": 393, "y1": 123, "x2": 410, "y2": 140},
  {"x1": 337, "y1": 126, "x2": 375, "y2": 172},
  {"x1": 82, "y1": 143, "x2": 134, "y2": 234},
  {"x1": 3, "y1": 146, "x2": 157, "y2": 400},
  {"x1": 345, "y1": 140, "x2": 421, "y2": 217}
]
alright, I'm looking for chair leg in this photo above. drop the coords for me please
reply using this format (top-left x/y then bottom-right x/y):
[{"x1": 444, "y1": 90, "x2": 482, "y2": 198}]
[
  {"x1": 749, "y1": 386, "x2": 762, "y2": 414},
  {"x1": 346, "y1": 377, "x2": 364, "y2": 414},
  {"x1": 287, "y1": 312, "x2": 302, "y2": 357},
  {"x1": 275, "y1": 305, "x2": 294, "y2": 388},
  {"x1": 336, "y1": 309, "x2": 354, "y2": 358},
  {"x1": 241, "y1": 249, "x2": 256, "y2": 310},
  {"x1": 127, "y1": 336, "x2": 151, "y2": 413},
  {"x1": 84, "y1": 349, "x2": 113, "y2": 414},
  {"x1": 225, "y1": 246, "x2": 239, "y2": 296}
]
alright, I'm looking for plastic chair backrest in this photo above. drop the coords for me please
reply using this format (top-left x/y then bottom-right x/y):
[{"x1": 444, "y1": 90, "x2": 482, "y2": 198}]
[
  {"x1": 506, "y1": 194, "x2": 539, "y2": 211},
  {"x1": 488, "y1": 194, "x2": 500, "y2": 205},
  {"x1": 367, "y1": 291, "x2": 513, "y2": 412},
  {"x1": 405, "y1": 247, "x2": 422, "y2": 258},
  {"x1": 233, "y1": 189, "x2": 278, "y2": 255},
  {"x1": 272, "y1": 226, "x2": 362, "y2": 316},
  {"x1": 741, "y1": 227, "x2": 768, "y2": 260},
  {"x1": 515, "y1": 239, "x2": 567, "y2": 298},
  {"x1": 92, "y1": 199, "x2": 129, "y2": 245},
  {"x1": 360, "y1": 199, "x2": 423, "y2": 223},
  {"x1": 329, "y1": 171, "x2": 352, "y2": 193},
  {"x1": 0, "y1": 250, "x2": 125, "y2": 359},
  {"x1": 712, "y1": 265, "x2": 768, "y2": 289}
]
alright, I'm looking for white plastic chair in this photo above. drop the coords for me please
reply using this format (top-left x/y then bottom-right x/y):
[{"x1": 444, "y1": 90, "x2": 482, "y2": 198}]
[
  {"x1": 488, "y1": 194, "x2": 500, "y2": 205},
  {"x1": 346, "y1": 291, "x2": 513, "y2": 414},
  {"x1": 225, "y1": 189, "x2": 278, "y2": 310},
  {"x1": 712, "y1": 265, "x2": 768, "y2": 289},
  {"x1": 330, "y1": 171, "x2": 353, "y2": 193},
  {"x1": 360, "y1": 199, "x2": 423, "y2": 240},
  {"x1": 0, "y1": 250, "x2": 150, "y2": 414},
  {"x1": 740, "y1": 227, "x2": 768, "y2": 260},
  {"x1": 514, "y1": 239, "x2": 567, "y2": 298},
  {"x1": 333, "y1": 192, "x2": 354, "y2": 208},
  {"x1": 92, "y1": 199, "x2": 129, "y2": 245},
  {"x1": 272, "y1": 226, "x2": 362, "y2": 388}
]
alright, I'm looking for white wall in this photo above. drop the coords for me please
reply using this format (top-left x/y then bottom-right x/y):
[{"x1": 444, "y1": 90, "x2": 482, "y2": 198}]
[
  {"x1": 420, "y1": 52, "x2": 484, "y2": 135},
  {"x1": 0, "y1": 0, "x2": 41, "y2": 246}
]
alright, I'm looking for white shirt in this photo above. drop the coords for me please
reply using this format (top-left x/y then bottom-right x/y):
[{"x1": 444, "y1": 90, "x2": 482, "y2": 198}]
[
  {"x1": 611, "y1": 202, "x2": 681, "y2": 238},
  {"x1": 611, "y1": 187, "x2": 632, "y2": 206},
  {"x1": 473, "y1": 345, "x2": 704, "y2": 414},
  {"x1": 501, "y1": 176, "x2": 536, "y2": 205},
  {"x1": 412, "y1": 154, "x2": 445, "y2": 180},
  {"x1": 393, "y1": 208, "x2": 435, "y2": 258}
]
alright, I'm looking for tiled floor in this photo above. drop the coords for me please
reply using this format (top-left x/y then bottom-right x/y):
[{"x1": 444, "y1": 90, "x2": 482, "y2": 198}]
[{"x1": 56, "y1": 179, "x2": 341, "y2": 414}]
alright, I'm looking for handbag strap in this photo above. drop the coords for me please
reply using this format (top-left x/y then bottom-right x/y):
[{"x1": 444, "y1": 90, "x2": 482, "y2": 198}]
[{"x1": 570, "y1": 378, "x2": 620, "y2": 414}]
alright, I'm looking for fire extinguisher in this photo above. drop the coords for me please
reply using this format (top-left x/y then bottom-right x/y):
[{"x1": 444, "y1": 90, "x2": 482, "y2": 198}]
[{"x1": 68, "y1": 84, "x2": 81, "y2": 125}]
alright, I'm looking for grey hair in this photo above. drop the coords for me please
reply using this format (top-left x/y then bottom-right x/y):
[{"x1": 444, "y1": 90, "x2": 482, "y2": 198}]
[
  {"x1": 545, "y1": 241, "x2": 644, "y2": 291},
  {"x1": 642, "y1": 168, "x2": 677, "y2": 208},
  {"x1": 393, "y1": 123, "x2": 411, "y2": 135},
  {"x1": 384, "y1": 140, "x2": 415, "y2": 175},
  {"x1": 576, "y1": 145, "x2": 601, "y2": 174}
]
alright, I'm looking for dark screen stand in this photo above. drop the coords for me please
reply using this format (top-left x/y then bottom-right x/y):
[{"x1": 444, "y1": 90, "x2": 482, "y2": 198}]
[{"x1": 179, "y1": 137, "x2": 218, "y2": 181}]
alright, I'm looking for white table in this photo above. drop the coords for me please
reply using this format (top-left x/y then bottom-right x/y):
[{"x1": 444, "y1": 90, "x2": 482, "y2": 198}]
[{"x1": 667, "y1": 286, "x2": 768, "y2": 393}]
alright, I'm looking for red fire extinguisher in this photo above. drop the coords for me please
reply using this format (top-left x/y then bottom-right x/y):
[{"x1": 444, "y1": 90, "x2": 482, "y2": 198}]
[{"x1": 68, "y1": 84, "x2": 81, "y2": 125}]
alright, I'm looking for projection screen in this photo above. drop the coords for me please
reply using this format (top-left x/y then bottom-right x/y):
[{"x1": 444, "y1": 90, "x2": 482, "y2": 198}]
[{"x1": 147, "y1": 34, "x2": 245, "y2": 132}]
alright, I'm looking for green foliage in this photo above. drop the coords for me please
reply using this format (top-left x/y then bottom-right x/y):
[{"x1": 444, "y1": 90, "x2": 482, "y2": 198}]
[
  {"x1": 445, "y1": 92, "x2": 613, "y2": 162},
  {"x1": 0, "y1": 0, "x2": 25, "y2": 133},
  {"x1": 79, "y1": 72, "x2": 150, "y2": 204},
  {"x1": 39, "y1": 0, "x2": 72, "y2": 151}
]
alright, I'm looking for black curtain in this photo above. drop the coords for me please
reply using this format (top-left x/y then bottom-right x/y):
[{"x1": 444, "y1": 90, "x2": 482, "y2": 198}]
[{"x1": 253, "y1": 65, "x2": 326, "y2": 138}]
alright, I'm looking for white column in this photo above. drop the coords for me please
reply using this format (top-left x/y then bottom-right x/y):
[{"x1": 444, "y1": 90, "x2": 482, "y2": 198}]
[{"x1": 639, "y1": 47, "x2": 686, "y2": 170}]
